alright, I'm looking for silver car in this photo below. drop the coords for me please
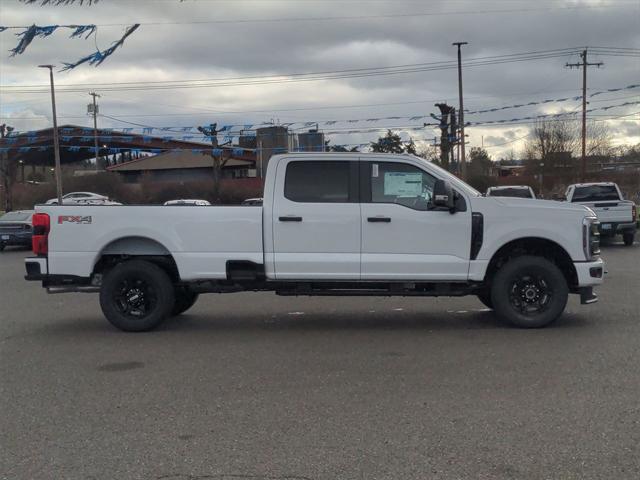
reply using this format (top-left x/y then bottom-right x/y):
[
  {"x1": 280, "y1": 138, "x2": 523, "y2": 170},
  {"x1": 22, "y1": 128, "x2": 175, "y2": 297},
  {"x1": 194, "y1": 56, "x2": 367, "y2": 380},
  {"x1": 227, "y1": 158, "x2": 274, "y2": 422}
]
[{"x1": 45, "y1": 192, "x2": 110, "y2": 205}]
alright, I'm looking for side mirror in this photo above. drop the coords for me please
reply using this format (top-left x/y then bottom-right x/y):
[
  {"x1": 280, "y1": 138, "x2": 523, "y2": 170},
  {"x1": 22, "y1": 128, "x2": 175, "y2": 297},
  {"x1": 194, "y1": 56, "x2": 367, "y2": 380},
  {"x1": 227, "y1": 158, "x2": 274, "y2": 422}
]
[{"x1": 432, "y1": 179, "x2": 456, "y2": 213}]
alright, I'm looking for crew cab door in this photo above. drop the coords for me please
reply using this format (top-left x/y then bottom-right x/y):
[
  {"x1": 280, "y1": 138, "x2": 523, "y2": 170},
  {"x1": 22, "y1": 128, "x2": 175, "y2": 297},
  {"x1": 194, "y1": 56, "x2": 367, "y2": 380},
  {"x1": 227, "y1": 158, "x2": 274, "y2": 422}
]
[
  {"x1": 271, "y1": 158, "x2": 361, "y2": 279},
  {"x1": 360, "y1": 159, "x2": 471, "y2": 280}
]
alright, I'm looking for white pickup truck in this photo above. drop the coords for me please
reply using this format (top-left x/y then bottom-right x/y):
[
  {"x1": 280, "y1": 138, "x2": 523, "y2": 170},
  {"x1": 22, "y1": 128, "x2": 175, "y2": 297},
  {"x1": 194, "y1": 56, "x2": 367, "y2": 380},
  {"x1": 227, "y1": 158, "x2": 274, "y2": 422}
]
[
  {"x1": 25, "y1": 153, "x2": 604, "y2": 331},
  {"x1": 565, "y1": 182, "x2": 637, "y2": 246}
]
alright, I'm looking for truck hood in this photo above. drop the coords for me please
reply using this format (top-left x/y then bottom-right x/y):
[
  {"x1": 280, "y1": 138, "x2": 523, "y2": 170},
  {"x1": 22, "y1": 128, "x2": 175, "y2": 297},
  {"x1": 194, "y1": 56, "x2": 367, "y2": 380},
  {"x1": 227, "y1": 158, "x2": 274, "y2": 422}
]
[{"x1": 472, "y1": 196, "x2": 594, "y2": 216}]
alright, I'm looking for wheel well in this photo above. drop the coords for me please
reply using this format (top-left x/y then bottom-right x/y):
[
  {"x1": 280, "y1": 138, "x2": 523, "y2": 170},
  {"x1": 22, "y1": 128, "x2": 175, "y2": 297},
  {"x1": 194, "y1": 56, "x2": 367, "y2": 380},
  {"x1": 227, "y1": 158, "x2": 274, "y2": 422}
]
[
  {"x1": 93, "y1": 236, "x2": 179, "y2": 281},
  {"x1": 485, "y1": 238, "x2": 577, "y2": 287}
]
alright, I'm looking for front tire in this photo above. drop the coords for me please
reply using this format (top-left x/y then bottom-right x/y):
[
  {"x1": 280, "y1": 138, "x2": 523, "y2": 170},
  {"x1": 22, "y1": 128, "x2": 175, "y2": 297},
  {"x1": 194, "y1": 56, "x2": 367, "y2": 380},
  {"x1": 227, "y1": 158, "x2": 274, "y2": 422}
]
[
  {"x1": 623, "y1": 232, "x2": 635, "y2": 246},
  {"x1": 99, "y1": 260, "x2": 175, "y2": 332},
  {"x1": 491, "y1": 255, "x2": 568, "y2": 328},
  {"x1": 0, "y1": 243, "x2": 5, "y2": 252},
  {"x1": 477, "y1": 291, "x2": 493, "y2": 309}
]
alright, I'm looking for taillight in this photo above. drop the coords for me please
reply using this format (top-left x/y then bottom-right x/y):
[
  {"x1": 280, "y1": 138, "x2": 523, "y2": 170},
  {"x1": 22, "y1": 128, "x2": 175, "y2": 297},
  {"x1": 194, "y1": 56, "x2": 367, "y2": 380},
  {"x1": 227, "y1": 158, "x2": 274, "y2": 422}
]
[
  {"x1": 32, "y1": 213, "x2": 50, "y2": 256},
  {"x1": 633, "y1": 204, "x2": 637, "y2": 223}
]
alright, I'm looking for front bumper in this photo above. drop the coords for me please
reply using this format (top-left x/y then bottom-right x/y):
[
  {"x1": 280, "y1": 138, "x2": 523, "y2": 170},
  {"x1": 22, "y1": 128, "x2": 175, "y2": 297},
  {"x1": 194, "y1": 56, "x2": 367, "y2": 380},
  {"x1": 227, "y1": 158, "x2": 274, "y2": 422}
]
[
  {"x1": 574, "y1": 258, "x2": 605, "y2": 287},
  {"x1": 0, "y1": 233, "x2": 32, "y2": 246}
]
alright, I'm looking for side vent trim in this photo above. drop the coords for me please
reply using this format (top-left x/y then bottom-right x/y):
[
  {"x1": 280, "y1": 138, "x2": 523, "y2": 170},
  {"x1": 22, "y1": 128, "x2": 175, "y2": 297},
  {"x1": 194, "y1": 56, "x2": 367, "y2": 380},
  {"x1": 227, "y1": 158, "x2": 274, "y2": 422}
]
[{"x1": 470, "y1": 212, "x2": 484, "y2": 260}]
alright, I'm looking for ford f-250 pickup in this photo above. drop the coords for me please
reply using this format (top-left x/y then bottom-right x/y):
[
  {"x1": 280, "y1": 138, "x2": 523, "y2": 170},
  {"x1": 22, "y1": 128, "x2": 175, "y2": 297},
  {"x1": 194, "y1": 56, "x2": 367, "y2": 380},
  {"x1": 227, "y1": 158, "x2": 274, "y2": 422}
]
[
  {"x1": 565, "y1": 182, "x2": 637, "y2": 246},
  {"x1": 25, "y1": 153, "x2": 604, "y2": 331}
]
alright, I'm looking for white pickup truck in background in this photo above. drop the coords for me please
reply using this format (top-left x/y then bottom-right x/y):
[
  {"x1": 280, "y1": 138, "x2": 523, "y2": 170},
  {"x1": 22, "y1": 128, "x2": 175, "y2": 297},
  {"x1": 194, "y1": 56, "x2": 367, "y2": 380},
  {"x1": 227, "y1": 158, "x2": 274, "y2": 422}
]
[
  {"x1": 25, "y1": 153, "x2": 604, "y2": 332},
  {"x1": 565, "y1": 182, "x2": 637, "y2": 246}
]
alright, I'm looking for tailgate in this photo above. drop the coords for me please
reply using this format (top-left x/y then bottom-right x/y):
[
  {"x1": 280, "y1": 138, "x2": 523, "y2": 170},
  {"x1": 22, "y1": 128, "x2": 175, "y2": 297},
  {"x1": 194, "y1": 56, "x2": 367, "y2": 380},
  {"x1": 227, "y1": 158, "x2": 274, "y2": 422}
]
[{"x1": 586, "y1": 201, "x2": 634, "y2": 223}]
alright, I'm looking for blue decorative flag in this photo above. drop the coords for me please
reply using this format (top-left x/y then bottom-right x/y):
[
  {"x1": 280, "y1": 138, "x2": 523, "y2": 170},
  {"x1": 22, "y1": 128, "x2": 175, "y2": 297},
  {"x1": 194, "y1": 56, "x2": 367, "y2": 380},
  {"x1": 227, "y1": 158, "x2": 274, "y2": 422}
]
[
  {"x1": 69, "y1": 25, "x2": 96, "y2": 39},
  {"x1": 61, "y1": 24, "x2": 140, "y2": 71},
  {"x1": 10, "y1": 24, "x2": 58, "y2": 56}
]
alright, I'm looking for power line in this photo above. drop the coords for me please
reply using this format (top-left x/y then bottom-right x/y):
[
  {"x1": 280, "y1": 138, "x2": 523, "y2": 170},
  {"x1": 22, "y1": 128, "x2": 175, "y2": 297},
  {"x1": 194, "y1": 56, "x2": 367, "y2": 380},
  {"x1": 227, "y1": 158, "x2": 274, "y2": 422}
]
[
  {"x1": 1, "y1": 48, "x2": 583, "y2": 93},
  {"x1": 6, "y1": 50, "x2": 634, "y2": 96},
  {"x1": 0, "y1": 54, "x2": 581, "y2": 94},
  {"x1": 31, "y1": 3, "x2": 635, "y2": 27}
]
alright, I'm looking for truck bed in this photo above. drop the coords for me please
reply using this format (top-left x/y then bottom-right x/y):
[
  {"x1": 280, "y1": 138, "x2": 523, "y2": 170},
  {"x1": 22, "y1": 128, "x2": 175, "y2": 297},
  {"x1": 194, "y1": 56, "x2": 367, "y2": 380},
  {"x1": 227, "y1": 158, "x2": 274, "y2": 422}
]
[{"x1": 36, "y1": 204, "x2": 264, "y2": 280}]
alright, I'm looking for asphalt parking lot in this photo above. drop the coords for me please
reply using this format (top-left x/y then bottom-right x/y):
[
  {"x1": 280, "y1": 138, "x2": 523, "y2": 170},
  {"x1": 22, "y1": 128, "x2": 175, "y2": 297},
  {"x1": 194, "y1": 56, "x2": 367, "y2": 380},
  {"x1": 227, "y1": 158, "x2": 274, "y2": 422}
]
[{"x1": 1, "y1": 240, "x2": 639, "y2": 480}]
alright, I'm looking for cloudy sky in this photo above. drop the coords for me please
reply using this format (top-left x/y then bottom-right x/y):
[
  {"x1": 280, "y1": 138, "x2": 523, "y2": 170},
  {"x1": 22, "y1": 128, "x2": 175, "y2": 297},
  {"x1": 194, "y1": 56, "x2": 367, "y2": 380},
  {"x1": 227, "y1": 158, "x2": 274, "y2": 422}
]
[{"x1": 1, "y1": 0, "x2": 639, "y2": 158}]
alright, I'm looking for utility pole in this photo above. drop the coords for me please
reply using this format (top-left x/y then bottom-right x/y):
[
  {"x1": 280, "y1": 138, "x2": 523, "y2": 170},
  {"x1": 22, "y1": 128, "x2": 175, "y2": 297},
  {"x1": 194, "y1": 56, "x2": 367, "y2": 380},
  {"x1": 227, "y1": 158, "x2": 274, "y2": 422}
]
[
  {"x1": 89, "y1": 92, "x2": 101, "y2": 170},
  {"x1": 1, "y1": 123, "x2": 15, "y2": 212},
  {"x1": 566, "y1": 49, "x2": 603, "y2": 182},
  {"x1": 39, "y1": 65, "x2": 63, "y2": 204},
  {"x1": 453, "y1": 41, "x2": 468, "y2": 180},
  {"x1": 433, "y1": 103, "x2": 455, "y2": 171},
  {"x1": 198, "y1": 123, "x2": 228, "y2": 200}
]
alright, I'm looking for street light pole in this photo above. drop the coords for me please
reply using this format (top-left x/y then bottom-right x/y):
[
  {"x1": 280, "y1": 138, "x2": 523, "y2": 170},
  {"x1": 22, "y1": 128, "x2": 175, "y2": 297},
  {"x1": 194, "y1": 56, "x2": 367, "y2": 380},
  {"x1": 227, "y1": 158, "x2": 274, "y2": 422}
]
[
  {"x1": 453, "y1": 41, "x2": 468, "y2": 180},
  {"x1": 39, "y1": 65, "x2": 63, "y2": 204}
]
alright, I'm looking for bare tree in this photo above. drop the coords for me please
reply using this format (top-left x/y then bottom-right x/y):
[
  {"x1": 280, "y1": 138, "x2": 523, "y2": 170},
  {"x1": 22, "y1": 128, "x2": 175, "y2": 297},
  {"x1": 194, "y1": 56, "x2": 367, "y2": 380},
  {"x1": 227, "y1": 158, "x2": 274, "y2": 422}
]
[
  {"x1": 524, "y1": 118, "x2": 579, "y2": 162},
  {"x1": 586, "y1": 121, "x2": 613, "y2": 158}
]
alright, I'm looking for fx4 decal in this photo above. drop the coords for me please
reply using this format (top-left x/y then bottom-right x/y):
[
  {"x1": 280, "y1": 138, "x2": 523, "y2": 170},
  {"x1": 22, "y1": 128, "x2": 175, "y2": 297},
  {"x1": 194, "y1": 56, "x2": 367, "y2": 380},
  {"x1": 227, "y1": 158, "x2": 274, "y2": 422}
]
[{"x1": 58, "y1": 215, "x2": 92, "y2": 225}]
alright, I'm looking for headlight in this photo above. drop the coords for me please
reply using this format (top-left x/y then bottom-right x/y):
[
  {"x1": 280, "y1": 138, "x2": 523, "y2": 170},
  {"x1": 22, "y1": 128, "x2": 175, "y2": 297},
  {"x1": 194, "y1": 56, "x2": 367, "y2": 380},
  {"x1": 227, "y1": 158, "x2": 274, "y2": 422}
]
[{"x1": 583, "y1": 216, "x2": 600, "y2": 260}]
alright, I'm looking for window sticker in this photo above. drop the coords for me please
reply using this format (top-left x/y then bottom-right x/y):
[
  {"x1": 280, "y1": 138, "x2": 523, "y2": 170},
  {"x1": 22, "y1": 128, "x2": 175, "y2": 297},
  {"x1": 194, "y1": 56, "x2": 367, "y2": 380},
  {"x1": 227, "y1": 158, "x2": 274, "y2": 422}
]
[
  {"x1": 384, "y1": 172, "x2": 423, "y2": 196},
  {"x1": 372, "y1": 163, "x2": 379, "y2": 178}
]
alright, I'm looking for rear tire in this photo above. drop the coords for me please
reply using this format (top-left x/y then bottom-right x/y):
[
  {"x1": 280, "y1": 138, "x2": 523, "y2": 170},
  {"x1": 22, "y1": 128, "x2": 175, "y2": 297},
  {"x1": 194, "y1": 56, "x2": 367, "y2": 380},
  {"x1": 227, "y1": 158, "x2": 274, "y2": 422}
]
[
  {"x1": 623, "y1": 232, "x2": 635, "y2": 246},
  {"x1": 99, "y1": 260, "x2": 175, "y2": 332},
  {"x1": 0, "y1": 243, "x2": 5, "y2": 252},
  {"x1": 172, "y1": 287, "x2": 199, "y2": 315},
  {"x1": 477, "y1": 291, "x2": 493, "y2": 309},
  {"x1": 491, "y1": 255, "x2": 568, "y2": 328}
]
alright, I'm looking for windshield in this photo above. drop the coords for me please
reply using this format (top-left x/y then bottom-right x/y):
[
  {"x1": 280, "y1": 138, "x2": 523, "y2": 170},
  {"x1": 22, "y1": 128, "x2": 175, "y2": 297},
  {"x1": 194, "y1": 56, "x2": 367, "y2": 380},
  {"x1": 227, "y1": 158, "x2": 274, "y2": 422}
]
[
  {"x1": 572, "y1": 185, "x2": 620, "y2": 202},
  {"x1": 0, "y1": 211, "x2": 32, "y2": 222},
  {"x1": 417, "y1": 157, "x2": 481, "y2": 197},
  {"x1": 488, "y1": 188, "x2": 532, "y2": 199}
]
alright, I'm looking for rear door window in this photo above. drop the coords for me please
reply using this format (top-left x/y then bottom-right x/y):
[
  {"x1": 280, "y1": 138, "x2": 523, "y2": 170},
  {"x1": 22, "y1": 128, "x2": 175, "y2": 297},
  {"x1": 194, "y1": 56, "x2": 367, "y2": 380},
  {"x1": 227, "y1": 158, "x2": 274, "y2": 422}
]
[
  {"x1": 489, "y1": 188, "x2": 532, "y2": 198},
  {"x1": 284, "y1": 161, "x2": 356, "y2": 203}
]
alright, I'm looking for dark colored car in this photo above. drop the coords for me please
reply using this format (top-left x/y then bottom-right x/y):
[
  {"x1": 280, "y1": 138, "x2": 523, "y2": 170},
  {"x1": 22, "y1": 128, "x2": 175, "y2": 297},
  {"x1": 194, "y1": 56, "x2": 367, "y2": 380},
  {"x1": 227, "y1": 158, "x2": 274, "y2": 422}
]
[{"x1": 0, "y1": 210, "x2": 34, "y2": 251}]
